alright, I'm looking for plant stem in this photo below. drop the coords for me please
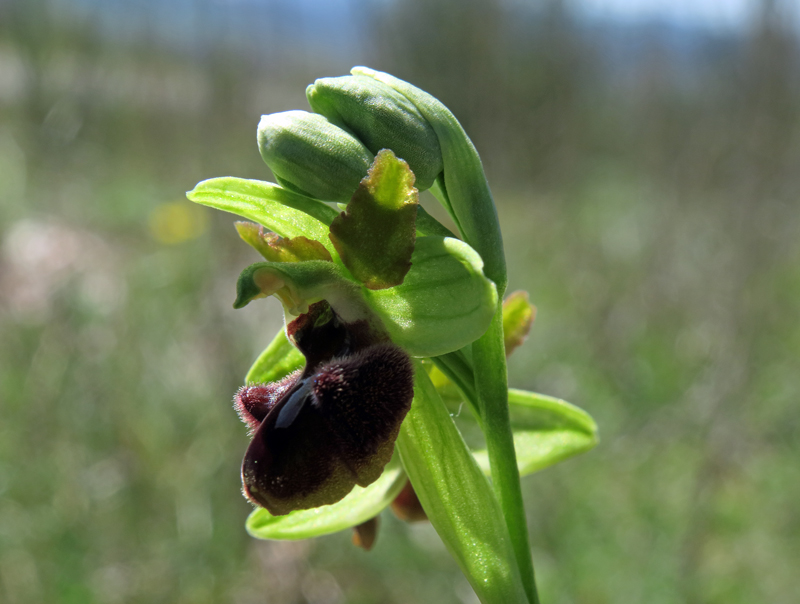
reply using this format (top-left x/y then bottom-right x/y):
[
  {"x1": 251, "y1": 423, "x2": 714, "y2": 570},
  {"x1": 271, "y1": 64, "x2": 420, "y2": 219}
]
[{"x1": 472, "y1": 306, "x2": 540, "y2": 604}]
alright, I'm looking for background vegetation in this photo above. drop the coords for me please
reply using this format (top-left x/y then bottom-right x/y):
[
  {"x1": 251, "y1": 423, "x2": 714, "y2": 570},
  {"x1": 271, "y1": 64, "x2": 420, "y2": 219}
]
[{"x1": 1, "y1": 0, "x2": 798, "y2": 602}]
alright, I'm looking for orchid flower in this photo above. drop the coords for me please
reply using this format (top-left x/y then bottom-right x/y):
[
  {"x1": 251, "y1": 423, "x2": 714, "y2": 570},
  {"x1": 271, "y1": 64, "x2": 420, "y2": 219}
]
[{"x1": 187, "y1": 68, "x2": 598, "y2": 604}]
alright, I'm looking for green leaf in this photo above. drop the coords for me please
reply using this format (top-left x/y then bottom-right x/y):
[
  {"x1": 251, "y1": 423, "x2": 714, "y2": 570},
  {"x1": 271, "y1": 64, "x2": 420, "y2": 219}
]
[
  {"x1": 244, "y1": 328, "x2": 305, "y2": 385},
  {"x1": 187, "y1": 177, "x2": 339, "y2": 255},
  {"x1": 235, "y1": 222, "x2": 332, "y2": 263},
  {"x1": 329, "y1": 150, "x2": 418, "y2": 290},
  {"x1": 245, "y1": 454, "x2": 406, "y2": 540},
  {"x1": 471, "y1": 389, "x2": 598, "y2": 477},
  {"x1": 396, "y1": 363, "x2": 529, "y2": 604},
  {"x1": 364, "y1": 236, "x2": 498, "y2": 357},
  {"x1": 502, "y1": 291, "x2": 536, "y2": 356}
]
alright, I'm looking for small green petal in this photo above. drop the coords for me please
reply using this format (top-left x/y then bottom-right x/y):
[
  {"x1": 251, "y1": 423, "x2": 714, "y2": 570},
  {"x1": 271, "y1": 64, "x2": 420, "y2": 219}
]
[
  {"x1": 246, "y1": 454, "x2": 406, "y2": 540},
  {"x1": 235, "y1": 222, "x2": 332, "y2": 263},
  {"x1": 415, "y1": 205, "x2": 457, "y2": 239},
  {"x1": 329, "y1": 150, "x2": 418, "y2": 290},
  {"x1": 502, "y1": 291, "x2": 536, "y2": 356}
]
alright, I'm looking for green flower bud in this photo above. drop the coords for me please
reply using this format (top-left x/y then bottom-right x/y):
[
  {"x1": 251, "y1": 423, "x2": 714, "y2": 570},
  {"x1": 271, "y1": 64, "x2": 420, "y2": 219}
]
[
  {"x1": 307, "y1": 75, "x2": 443, "y2": 191},
  {"x1": 257, "y1": 110, "x2": 373, "y2": 202}
]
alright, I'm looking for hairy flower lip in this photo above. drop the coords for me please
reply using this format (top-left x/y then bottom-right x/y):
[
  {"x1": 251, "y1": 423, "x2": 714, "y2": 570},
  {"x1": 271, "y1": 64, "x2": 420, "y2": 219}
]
[{"x1": 238, "y1": 302, "x2": 414, "y2": 516}]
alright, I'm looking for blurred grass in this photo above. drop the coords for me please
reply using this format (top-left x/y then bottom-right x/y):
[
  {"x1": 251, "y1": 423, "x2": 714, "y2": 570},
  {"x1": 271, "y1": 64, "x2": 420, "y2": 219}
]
[{"x1": 1, "y1": 1, "x2": 799, "y2": 603}]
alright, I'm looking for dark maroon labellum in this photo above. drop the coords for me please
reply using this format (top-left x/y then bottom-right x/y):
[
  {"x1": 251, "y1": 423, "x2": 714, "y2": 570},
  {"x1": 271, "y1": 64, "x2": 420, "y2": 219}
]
[{"x1": 235, "y1": 302, "x2": 414, "y2": 515}]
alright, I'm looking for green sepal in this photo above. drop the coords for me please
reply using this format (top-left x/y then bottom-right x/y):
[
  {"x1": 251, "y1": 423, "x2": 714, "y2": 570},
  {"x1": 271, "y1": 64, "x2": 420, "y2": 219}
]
[
  {"x1": 365, "y1": 236, "x2": 498, "y2": 357},
  {"x1": 329, "y1": 150, "x2": 418, "y2": 290},
  {"x1": 502, "y1": 291, "x2": 536, "y2": 356},
  {"x1": 186, "y1": 177, "x2": 339, "y2": 257},
  {"x1": 431, "y1": 355, "x2": 599, "y2": 476},
  {"x1": 396, "y1": 362, "x2": 529, "y2": 604},
  {"x1": 257, "y1": 110, "x2": 374, "y2": 203},
  {"x1": 471, "y1": 389, "x2": 599, "y2": 477},
  {"x1": 233, "y1": 260, "x2": 379, "y2": 328},
  {"x1": 244, "y1": 328, "x2": 305, "y2": 385},
  {"x1": 245, "y1": 453, "x2": 406, "y2": 540},
  {"x1": 235, "y1": 222, "x2": 332, "y2": 263},
  {"x1": 307, "y1": 75, "x2": 443, "y2": 191}
]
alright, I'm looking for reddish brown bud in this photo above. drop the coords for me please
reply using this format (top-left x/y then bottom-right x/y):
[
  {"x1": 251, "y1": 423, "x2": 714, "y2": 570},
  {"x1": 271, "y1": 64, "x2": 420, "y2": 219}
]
[
  {"x1": 390, "y1": 480, "x2": 428, "y2": 523},
  {"x1": 351, "y1": 517, "x2": 379, "y2": 551}
]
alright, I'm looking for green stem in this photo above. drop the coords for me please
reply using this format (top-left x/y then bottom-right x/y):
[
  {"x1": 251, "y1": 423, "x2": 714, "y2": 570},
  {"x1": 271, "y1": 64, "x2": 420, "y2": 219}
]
[
  {"x1": 472, "y1": 306, "x2": 540, "y2": 604},
  {"x1": 431, "y1": 350, "x2": 482, "y2": 422}
]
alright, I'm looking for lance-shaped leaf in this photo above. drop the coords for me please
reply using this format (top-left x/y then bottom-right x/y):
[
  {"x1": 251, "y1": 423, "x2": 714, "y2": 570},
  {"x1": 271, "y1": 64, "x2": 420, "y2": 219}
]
[
  {"x1": 396, "y1": 363, "x2": 529, "y2": 604},
  {"x1": 245, "y1": 454, "x2": 406, "y2": 540},
  {"x1": 245, "y1": 328, "x2": 305, "y2": 385},
  {"x1": 502, "y1": 291, "x2": 536, "y2": 356},
  {"x1": 187, "y1": 177, "x2": 339, "y2": 256},
  {"x1": 235, "y1": 222, "x2": 332, "y2": 263},
  {"x1": 329, "y1": 150, "x2": 418, "y2": 290},
  {"x1": 365, "y1": 236, "x2": 497, "y2": 357}
]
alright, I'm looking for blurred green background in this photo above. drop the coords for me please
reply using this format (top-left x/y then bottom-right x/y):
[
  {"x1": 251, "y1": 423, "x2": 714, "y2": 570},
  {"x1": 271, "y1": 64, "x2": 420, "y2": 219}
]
[{"x1": 1, "y1": 0, "x2": 799, "y2": 602}]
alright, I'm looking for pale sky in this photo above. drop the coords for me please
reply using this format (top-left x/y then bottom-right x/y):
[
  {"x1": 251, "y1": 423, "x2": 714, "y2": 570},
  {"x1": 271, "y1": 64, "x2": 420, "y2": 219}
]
[{"x1": 574, "y1": 0, "x2": 796, "y2": 32}]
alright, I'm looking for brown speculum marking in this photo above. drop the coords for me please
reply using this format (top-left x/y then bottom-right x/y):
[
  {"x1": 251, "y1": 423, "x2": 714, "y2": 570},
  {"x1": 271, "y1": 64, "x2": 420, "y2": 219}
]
[{"x1": 234, "y1": 301, "x2": 414, "y2": 515}]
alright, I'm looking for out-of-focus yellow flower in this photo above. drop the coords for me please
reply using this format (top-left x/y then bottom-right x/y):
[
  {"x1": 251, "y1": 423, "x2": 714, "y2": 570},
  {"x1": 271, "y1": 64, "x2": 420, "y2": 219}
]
[{"x1": 149, "y1": 201, "x2": 207, "y2": 244}]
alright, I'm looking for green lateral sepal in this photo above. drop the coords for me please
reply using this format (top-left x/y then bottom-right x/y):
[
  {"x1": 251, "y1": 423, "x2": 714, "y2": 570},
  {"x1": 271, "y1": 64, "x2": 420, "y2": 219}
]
[{"x1": 365, "y1": 237, "x2": 498, "y2": 358}]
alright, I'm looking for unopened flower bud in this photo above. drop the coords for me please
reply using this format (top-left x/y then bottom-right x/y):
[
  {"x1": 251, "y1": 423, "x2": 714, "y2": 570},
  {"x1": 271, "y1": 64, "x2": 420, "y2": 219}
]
[
  {"x1": 307, "y1": 75, "x2": 443, "y2": 191},
  {"x1": 258, "y1": 110, "x2": 373, "y2": 202}
]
